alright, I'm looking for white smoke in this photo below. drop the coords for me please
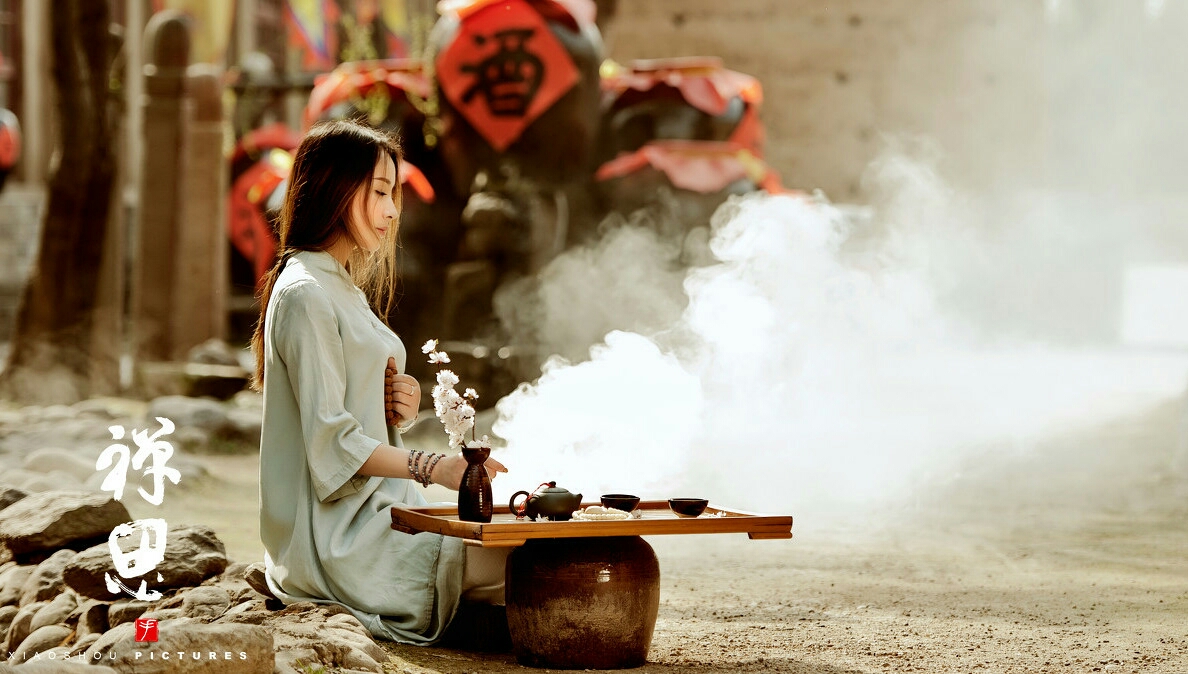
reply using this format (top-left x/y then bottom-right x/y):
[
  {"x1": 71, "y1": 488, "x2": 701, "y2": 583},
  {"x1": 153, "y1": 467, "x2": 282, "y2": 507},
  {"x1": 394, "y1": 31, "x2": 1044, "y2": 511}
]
[
  {"x1": 493, "y1": 221, "x2": 690, "y2": 365},
  {"x1": 490, "y1": 153, "x2": 1188, "y2": 531},
  {"x1": 492, "y1": 331, "x2": 704, "y2": 500}
]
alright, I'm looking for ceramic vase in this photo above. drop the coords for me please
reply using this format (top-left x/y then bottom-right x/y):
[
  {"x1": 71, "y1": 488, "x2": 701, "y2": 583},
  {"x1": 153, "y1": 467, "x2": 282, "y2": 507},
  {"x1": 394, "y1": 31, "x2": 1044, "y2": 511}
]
[{"x1": 458, "y1": 445, "x2": 493, "y2": 523}]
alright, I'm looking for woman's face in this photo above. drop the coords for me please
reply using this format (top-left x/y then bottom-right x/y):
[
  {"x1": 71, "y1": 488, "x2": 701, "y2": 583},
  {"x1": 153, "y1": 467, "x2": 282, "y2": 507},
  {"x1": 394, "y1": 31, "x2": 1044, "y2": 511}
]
[{"x1": 348, "y1": 154, "x2": 400, "y2": 254}]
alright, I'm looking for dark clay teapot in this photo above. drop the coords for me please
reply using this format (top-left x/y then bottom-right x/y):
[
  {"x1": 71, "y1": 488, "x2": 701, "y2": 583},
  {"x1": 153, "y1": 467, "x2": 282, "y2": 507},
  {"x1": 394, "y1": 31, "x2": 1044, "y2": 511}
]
[{"x1": 510, "y1": 481, "x2": 583, "y2": 521}]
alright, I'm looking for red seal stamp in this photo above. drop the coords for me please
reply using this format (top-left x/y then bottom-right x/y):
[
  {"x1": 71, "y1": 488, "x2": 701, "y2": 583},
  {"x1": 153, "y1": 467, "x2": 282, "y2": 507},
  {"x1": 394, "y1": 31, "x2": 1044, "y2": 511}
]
[{"x1": 134, "y1": 618, "x2": 159, "y2": 642}]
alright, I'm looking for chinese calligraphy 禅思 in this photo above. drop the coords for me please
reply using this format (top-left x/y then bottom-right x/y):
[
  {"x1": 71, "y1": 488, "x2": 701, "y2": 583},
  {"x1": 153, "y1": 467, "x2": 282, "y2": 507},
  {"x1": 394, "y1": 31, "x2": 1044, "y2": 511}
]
[{"x1": 94, "y1": 417, "x2": 180, "y2": 601}]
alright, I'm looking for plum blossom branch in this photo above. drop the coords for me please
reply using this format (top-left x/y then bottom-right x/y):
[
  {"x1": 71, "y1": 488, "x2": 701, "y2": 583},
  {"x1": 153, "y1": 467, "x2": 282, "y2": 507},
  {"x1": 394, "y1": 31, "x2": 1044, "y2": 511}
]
[{"x1": 421, "y1": 339, "x2": 489, "y2": 449}]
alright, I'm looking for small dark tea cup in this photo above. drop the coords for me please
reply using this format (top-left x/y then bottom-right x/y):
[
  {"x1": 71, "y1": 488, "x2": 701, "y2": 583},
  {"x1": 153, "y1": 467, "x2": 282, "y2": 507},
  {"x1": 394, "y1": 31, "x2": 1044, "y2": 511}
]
[
  {"x1": 600, "y1": 493, "x2": 641, "y2": 512},
  {"x1": 668, "y1": 498, "x2": 709, "y2": 518}
]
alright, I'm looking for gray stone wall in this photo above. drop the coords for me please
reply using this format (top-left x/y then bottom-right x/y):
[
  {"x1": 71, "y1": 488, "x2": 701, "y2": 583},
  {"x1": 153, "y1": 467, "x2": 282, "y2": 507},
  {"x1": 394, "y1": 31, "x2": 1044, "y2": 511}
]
[
  {"x1": 602, "y1": 1, "x2": 1046, "y2": 199},
  {"x1": 603, "y1": 1, "x2": 1188, "y2": 201}
]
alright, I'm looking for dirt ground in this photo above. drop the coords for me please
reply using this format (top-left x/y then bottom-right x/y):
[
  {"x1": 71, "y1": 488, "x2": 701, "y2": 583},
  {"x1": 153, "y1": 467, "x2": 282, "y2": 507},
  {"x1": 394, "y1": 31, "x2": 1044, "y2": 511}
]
[
  {"x1": 370, "y1": 515, "x2": 1187, "y2": 674},
  {"x1": 156, "y1": 397, "x2": 1188, "y2": 674}
]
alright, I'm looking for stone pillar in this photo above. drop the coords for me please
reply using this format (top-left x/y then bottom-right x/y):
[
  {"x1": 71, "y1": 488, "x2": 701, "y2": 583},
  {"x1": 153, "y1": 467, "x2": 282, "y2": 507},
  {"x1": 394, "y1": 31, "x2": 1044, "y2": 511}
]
[
  {"x1": 236, "y1": 0, "x2": 257, "y2": 60},
  {"x1": 283, "y1": 44, "x2": 307, "y2": 131},
  {"x1": 19, "y1": 0, "x2": 50, "y2": 182},
  {"x1": 132, "y1": 10, "x2": 190, "y2": 362},
  {"x1": 124, "y1": 0, "x2": 147, "y2": 232},
  {"x1": 170, "y1": 64, "x2": 228, "y2": 359}
]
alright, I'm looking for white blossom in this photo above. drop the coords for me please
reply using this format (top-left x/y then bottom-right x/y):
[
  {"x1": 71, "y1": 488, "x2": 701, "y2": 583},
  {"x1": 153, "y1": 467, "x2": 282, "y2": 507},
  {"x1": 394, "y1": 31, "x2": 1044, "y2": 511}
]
[
  {"x1": 424, "y1": 336, "x2": 487, "y2": 450},
  {"x1": 437, "y1": 398, "x2": 475, "y2": 449}
]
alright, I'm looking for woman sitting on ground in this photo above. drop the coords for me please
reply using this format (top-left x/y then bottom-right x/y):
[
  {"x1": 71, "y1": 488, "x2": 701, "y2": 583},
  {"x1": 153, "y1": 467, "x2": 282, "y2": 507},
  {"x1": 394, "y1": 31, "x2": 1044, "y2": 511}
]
[{"x1": 249, "y1": 118, "x2": 508, "y2": 644}]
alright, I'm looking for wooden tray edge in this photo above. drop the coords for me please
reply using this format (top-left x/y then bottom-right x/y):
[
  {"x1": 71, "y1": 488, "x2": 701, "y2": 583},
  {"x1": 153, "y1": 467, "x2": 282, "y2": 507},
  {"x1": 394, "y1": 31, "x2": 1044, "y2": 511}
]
[{"x1": 391, "y1": 502, "x2": 793, "y2": 545}]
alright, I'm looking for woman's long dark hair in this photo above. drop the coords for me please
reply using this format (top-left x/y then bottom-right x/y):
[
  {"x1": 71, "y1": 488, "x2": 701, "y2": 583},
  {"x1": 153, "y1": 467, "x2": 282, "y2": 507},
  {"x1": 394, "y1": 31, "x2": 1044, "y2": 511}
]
[{"x1": 250, "y1": 119, "x2": 402, "y2": 389}]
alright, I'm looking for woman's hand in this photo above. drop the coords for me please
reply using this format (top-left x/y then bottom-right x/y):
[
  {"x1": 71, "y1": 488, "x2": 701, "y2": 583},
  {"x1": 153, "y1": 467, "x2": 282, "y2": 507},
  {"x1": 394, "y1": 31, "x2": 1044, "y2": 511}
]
[
  {"x1": 431, "y1": 453, "x2": 508, "y2": 490},
  {"x1": 385, "y1": 357, "x2": 420, "y2": 427}
]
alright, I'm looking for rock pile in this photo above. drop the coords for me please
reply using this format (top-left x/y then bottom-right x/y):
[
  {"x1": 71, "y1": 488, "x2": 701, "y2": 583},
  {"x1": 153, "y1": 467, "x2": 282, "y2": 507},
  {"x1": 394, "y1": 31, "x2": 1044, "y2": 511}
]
[
  {"x1": 0, "y1": 392, "x2": 263, "y2": 493},
  {"x1": 0, "y1": 490, "x2": 391, "y2": 673}
]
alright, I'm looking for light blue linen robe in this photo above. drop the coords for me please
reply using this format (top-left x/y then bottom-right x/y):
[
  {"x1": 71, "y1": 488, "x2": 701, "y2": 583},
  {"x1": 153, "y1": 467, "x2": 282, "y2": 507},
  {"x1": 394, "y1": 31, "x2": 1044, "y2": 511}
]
[{"x1": 259, "y1": 249, "x2": 465, "y2": 644}]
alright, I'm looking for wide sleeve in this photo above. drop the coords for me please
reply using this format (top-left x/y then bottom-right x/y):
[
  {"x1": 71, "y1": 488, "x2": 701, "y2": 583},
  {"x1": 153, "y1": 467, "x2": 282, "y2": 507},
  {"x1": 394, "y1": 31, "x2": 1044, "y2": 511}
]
[{"x1": 272, "y1": 281, "x2": 383, "y2": 502}]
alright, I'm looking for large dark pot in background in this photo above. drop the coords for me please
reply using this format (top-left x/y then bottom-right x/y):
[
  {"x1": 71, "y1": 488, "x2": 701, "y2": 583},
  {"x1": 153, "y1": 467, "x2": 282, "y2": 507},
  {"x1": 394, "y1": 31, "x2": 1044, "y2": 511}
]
[
  {"x1": 505, "y1": 535, "x2": 660, "y2": 669},
  {"x1": 431, "y1": 0, "x2": 604, "y2": 196},
  {"x1": 595, "y1": 56, "x2": 757, "y2": 167},
  {"x1": 582, "y1": 57, "x2": 779, "y2": 245},
  {"x1": 429, "y1": 1, "x2": 604, "y2": 351}
]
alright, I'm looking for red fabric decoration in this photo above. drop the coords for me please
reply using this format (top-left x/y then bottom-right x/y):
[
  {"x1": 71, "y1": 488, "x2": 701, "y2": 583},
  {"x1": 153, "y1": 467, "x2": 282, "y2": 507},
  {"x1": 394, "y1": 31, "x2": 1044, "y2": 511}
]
[
  {"x1": 0, "y1": 119, "x2": 20, "y2": 170},
  {"x1": 304, "y1": 59, "x2": 431, "y2": 130},
  {"x1": 602, "y1": 58, "x2": 766, "y2": 155},
  {"x1": 229, "y1": 122, "x2": 300, "y2": 166},
  {"x1": 399, "y1": 160, "x2": 436, "y2": 203},
  {"x1": 228, "y1": 149, "x2": 291, "y2": 287},
  {"x1": 436, "y1": 0, "x2": 580, "y2": 151},
  {"x1": 595, "y1": 140, "x2": 784, "y2": 195}
]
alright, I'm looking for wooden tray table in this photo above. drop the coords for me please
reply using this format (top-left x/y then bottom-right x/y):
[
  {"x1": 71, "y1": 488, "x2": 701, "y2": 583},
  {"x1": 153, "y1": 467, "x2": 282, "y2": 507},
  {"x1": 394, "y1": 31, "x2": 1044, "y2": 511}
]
[
  {"x1": 390, "y1": 499, "x2": 793, "y2": 547},
  {"x1": 391, "y1": 499, "x2": 792, "y2": 669}
]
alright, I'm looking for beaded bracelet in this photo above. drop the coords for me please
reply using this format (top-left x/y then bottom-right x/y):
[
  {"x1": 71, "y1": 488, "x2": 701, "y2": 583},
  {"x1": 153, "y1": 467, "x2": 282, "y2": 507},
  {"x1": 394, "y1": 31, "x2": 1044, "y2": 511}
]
[
  {"x1": 423, "y1": 453, "x2": 445, "y2": 487},
  {"x1": 410, "y1": 450, "x2": 425, "y2": 484},
  {"x1": 414, "y1": 451, "x2": 427, "y2": 486},
  {"x1": 418, "y1": 451, "x2": 436, "y2": 487}
]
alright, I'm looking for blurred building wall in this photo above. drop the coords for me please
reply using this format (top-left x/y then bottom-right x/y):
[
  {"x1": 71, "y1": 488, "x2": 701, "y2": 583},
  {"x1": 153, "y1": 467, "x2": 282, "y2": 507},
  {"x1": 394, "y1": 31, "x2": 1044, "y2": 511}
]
[
  {"x1": 603, "y1": 0, "x2": 1188, "y2": 203},
  {"x1": 603, "y1": 1, "x2": 1188, "y2": 344},
  {"x1": 603, "y1": 1, "x2": 1046, "y2": 200}
]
